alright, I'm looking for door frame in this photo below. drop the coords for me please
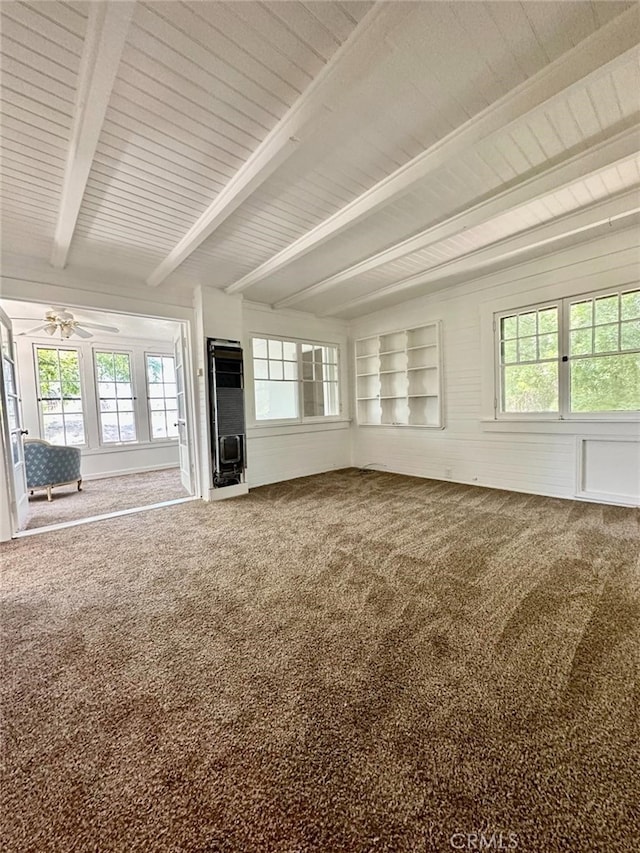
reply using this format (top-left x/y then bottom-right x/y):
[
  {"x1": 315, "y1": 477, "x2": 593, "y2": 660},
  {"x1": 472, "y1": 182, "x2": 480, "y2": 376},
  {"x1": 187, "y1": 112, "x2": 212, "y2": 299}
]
[
  {"x1": 0, "y1": 296, "x2": 202, "y2": 540},
  {"x1": 0, "y1": 305, "x2": 29, "y2": 536},
  {"x1": 174, "y1": 321, "x2": 196, "y2": 495}
]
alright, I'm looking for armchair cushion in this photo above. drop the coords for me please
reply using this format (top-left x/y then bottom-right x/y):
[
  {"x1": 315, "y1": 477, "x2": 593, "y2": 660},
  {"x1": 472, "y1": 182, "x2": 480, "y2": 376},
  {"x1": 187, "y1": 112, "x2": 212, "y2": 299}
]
[{"x1": 25, "y1": 439, "x2": 82, "y2": 494}]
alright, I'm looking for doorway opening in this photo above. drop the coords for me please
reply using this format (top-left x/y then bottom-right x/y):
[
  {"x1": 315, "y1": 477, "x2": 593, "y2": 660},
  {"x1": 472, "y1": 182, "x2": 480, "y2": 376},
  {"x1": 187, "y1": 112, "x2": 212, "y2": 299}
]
[{"x1": 0, "y1": 299, "x2": 199, "y2": 538}]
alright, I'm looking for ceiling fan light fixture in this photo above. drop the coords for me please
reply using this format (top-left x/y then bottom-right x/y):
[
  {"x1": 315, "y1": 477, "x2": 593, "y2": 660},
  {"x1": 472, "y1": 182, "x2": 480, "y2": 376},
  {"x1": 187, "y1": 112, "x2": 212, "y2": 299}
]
[
  {"x1": 60, "y1": 324, "x2": 74, "y2": 339},
  {"x1": 44, "y1": 323, "x2": 57, "y2": 336}
]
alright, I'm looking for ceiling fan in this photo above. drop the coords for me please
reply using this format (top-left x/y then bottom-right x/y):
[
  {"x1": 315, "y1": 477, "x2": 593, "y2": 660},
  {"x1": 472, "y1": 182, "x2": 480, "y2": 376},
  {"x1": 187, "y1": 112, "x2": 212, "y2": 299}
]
[{"x1": 18, "y1": 308, "x2": 120, "y2": 340}]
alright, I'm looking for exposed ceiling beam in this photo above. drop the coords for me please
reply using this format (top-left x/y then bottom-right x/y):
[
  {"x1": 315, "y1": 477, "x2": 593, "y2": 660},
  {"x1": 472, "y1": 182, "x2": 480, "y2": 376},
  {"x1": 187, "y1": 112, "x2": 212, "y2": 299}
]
[
  {"x1": 320, "y1": 190, "x2": 640, "y2": 317},
  {"x1": 274, "y1": 122, "x2": 640, "y2": 309},
  {"x1": 50, "y1": 1, "x2": 135, "y2": 269},
  {"x1": 225, "y1": 7, "x2": 640, "y2": 296},
  {"x1": 145, "y1": 2, "x2": 415, "y2": 288}
]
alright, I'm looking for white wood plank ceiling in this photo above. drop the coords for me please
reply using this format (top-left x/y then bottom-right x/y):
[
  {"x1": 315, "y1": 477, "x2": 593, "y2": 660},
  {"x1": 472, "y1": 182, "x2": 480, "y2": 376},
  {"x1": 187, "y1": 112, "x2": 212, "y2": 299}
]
[{"x1": 1, "y1": 0, "x2": 638, "y2": 317}]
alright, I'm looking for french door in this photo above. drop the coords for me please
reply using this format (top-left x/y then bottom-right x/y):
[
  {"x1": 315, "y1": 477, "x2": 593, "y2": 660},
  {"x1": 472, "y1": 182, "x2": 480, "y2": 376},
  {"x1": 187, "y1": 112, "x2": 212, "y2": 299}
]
[
  {"x1": 0, "y1": 307, "x2": 28, "y2": 534},
  {"x1": 173, "y1": 326, "x2": 194, "y2": 494}
]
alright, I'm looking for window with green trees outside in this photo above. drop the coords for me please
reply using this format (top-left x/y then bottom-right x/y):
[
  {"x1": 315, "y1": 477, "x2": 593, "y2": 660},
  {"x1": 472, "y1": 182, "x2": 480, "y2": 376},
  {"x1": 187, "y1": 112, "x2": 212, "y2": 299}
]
[
  {"x1": 35, "y1": 347, "x2": 85, "y2": 445},
  {"x1": 94, "y1": 350, "x2": 137, "y2": 442},
  {"x1": 496, "y1": 286, "x2": 640, "y2": 417}
]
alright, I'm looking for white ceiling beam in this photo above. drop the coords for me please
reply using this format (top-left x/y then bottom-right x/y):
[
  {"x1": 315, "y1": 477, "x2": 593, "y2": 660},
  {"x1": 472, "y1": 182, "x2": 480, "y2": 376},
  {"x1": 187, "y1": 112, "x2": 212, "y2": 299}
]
[
  {"x1": 320, "y1": 190, "x2": 640, "y2": 317},
  {"x1": 50, "y1": 2, "x2": 135, "y2": 269},
  {"x1": 274, "y1": 121, "x2": 640, "y2": 309},
  {"x1": 145, "y1": 2, "x2": 415, "y2": 288},
  {"x1": 226, "y1": 7, "x2": 640, "y2": 295}
]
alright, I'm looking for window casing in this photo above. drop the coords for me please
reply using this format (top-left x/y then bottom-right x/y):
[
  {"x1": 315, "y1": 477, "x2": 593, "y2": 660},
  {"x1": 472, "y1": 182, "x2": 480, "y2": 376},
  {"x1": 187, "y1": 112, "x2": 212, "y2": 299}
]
[
  {"x1": 146, "y1": 354, "x2": 178, "y2": 440},
  {"x1": 35, "y1": 346, "x2": 86, "y2": 445},
  {"x1": 94, "y1": 350, "x2": 137, "y2": 443},
  {"x1": 495, "y1": 285, "x2": 640, "y2": 419},
  {"x1": 251, "y1": 336, "x2": 340, "y2": 423}
]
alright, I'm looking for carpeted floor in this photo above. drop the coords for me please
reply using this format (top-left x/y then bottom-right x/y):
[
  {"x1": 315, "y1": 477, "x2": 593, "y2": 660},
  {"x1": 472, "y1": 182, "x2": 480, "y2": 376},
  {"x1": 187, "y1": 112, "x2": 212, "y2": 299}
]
[
  {"x1": 25, "y1": 467, "x2": 188, "y2": 530},
  {"x1": 1, "y1": 469, "x2": 638, "y2": 852}
]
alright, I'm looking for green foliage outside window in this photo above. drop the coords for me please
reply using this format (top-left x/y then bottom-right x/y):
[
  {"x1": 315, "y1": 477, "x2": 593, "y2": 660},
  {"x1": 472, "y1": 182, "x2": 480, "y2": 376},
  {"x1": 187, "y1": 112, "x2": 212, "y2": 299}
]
[
  {"x1": 35, "y1": 348, "x2": 85, "y2": 444},
  {"x1": 37, "y1": 348, "x2": 81, "y2": 399},
  {"x1": 95, "y1": 351, "x2": 131, "y2": 383},
  {"x1": 95, "y1": 351, "x2": 136, "y2": 442},
  {"x1": 499, "y1": 288, "x2": 640, "y2": 415}
]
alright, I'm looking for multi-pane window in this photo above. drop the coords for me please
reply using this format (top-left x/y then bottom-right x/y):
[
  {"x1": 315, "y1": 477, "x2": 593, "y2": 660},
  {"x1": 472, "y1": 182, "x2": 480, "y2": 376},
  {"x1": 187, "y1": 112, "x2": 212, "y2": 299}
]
[
  {"x1": 302, "y1": 344, "x2": 339, "y2": 417},
  {"x1": 94, "y1": 351, "x2": 137, "y2": 442},
  {"x1": 568, "y1": 290, "x2": 640, "y2": 412},
  {"x1": 496, "y1": 286, "x2": 640, "y2": 417},
  {"x1": 35, "y1": 347, "x2": 86, "y2": 444},
  {"x1": 499, "y1": 306, "x2": 559, "y2": 413},
  {"x1": 253, "y1": 338, "x2": 299, "y2": 420},
  {"x1": 252, "y1": 337, "x2": 340, "y2": 422},
  {"x1": 146, "y1": 354, "x2": 178, "y2": 439}
]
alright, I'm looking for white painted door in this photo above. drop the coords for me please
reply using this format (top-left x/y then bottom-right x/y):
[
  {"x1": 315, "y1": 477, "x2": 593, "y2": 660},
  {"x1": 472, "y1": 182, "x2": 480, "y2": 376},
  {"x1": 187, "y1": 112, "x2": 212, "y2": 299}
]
[
  {"x1": 173, "y1": 327, "x2": 193, "y2": 494},
  {"x1": 0, "y1": 307, "x2": 29, "y2": 532}
]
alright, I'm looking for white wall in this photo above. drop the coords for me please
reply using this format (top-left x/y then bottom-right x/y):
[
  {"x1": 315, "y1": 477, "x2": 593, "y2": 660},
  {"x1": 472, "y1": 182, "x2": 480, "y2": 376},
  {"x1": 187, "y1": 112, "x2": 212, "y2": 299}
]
[
  {"x1": 192, "y1": 289, "x2": 351, "y2": 493},
  {"x1": 193, "y1": 286, "x2": 246, "y2": 499},
  {"x1": 243, "y1": 301, "x2": 351, "y2": 487},
  {"x1": 350, "y1": 225, "x2": 640, "y2": 506}
]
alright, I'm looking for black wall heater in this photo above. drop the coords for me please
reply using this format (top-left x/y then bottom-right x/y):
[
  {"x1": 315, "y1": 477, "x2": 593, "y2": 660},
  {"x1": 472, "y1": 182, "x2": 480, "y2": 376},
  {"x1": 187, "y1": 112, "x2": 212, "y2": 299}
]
[{"x1": 207, "y1": 338, "x2": 246, "y2": 488}]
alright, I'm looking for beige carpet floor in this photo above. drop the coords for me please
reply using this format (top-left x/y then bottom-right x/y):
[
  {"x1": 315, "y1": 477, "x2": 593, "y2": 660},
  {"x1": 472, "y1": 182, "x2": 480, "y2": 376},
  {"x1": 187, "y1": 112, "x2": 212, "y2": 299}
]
[
  {"x1": 25, "y1": 467, "x2": 188, "y2": 530},
  {"x1": 1, "y1": 469, "x2": 638, "y2": 852}
]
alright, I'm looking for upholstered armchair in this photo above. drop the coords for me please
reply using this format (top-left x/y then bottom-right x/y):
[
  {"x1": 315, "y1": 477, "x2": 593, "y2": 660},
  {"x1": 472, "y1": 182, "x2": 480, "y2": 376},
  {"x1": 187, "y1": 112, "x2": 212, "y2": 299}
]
[{"x1": 24, "y1": 439, "x2": 82, "y2": 502}]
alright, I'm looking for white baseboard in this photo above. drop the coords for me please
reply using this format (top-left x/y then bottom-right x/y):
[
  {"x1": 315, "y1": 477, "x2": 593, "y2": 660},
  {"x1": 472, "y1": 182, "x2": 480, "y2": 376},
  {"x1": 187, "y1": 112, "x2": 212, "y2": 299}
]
[
  {"x1": 82, "y1": 463, "x2": 180, "y2": 482},
  {"x1": 355, "y1": 462, "x2": 638, "y2": 507},
  {"x1": 207, "y1": 483, "x2": 249, "y2": 501},
  {"x1": 247, "y1": 460, "x2": 348, "y2": 489}
]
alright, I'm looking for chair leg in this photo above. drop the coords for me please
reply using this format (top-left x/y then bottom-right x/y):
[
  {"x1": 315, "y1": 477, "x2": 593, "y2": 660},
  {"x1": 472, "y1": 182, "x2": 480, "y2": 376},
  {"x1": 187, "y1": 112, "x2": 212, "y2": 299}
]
[
  {"x1": 46, "y1": 486, "x2": 52, "y2": 502},
  {"x1": 77, "y1": 479, "x2": 83, "y2": 492}
]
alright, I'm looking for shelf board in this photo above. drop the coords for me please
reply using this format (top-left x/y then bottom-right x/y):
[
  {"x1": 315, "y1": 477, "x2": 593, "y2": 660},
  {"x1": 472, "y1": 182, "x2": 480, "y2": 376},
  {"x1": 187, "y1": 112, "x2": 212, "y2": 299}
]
[
  {"x1": 380, "y1": 395, "x2": 406, "y2": 400},
  {"x1": 356, "y1": 371, "x2": 378, "y2": 377},
  {"x1": 356, "y1": 353, "x2": 378, "y2": 359},
  {"x1": 357, "y1": 396, "x2": 380, "y2": 401},
  {"x1": 379, "y1": 369, "x2": 404, "y2": 374},
  {"x1": 407, "y1": 365, "x2": 437, "y2": 371},
  {"x1": 407, "y1": 344, "x2": 437, "y2": 350},
  {"x1": 379, "y1": 349, "x2": 405, "y2": 355},
  {"x1": 408, "y1": 394, "x2": 438, "y2": 398}
]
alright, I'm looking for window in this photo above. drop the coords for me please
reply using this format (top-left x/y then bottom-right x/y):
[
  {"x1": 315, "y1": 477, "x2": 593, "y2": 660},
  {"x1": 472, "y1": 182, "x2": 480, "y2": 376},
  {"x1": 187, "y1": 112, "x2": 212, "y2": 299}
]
[
  {"x1": 146, "y1": 354, "x2": 178, "y2": 439},
  {"x1": 35, "y1": 347, "x2": 85, "y2": 444},
  {"x1": 496, "y1": 286, "x2": 640, "y2": 418},
  {"x1": 302, "y1": 343, "x2": 339, "y2": 417},
  {"x1": 252, "y1": 337, "x2": 340, "y2": 422},
  {"x1": 94, "y1": 351, "x2": 137, "y2": 442}
]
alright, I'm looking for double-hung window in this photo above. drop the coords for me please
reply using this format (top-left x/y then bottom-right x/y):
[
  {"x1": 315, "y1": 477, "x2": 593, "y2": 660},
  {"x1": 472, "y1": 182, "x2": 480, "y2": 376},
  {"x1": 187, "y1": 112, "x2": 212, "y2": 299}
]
[
  {"x1": 146, "y1": 354, "x2": 178, "y2": 439},
  {"x1": 94, "y1": 350, "x2": 137, "y2": 442},
  {"x1": 496, "y1": 285, "x2": 640, "y2": 418},
  {"x1": 35, "y1": 346, "x2": 86, "y2": 445},
  {"x1": 252, "y1": 337, "x2": 340, "y2": 422}
]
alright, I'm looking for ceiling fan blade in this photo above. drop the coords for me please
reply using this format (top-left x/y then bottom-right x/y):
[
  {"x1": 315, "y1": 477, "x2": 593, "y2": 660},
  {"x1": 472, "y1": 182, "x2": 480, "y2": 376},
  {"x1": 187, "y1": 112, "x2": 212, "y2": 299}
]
[
  {"x1": 72, "y1": 326, "x2": 93, "y2": 339},
  {"x1": 79, "y1": 322, "x2": 120, "y2": 333},
  {"x1": 17, "y1": 324, "x2": 49, "y2": 336}
]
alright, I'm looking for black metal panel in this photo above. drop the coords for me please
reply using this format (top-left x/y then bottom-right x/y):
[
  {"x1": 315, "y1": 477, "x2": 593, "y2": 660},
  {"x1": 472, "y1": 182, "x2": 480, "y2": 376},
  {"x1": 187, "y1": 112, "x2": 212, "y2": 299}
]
[
  {"x1": 207, "y1": 338, "x2": 246, "y2": 488},
  {"x1": 216, "y1": 387, "x2": 245, "y2": 436}
]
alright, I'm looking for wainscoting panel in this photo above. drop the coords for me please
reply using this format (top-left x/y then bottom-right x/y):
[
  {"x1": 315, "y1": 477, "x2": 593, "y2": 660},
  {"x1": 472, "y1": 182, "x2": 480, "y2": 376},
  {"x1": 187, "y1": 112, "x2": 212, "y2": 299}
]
[{"x1": 576, "y1": 437, "x2": 640, "y2": 506}]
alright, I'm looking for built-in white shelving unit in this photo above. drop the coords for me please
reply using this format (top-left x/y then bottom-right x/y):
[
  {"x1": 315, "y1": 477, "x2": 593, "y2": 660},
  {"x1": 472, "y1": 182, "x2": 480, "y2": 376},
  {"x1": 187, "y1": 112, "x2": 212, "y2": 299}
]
[{"x1": 355, "y1": 322, "x2": 443, "y2": 428}]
